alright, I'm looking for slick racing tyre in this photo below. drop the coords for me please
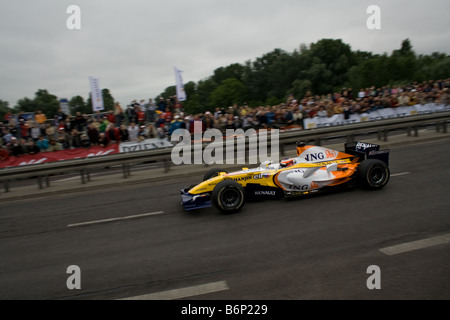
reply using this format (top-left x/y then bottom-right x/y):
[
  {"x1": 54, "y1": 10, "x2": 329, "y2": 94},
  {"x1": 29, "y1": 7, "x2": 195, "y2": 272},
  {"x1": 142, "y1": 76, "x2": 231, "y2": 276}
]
[
  {"x1": 203, "y1": 168, "x2": 227, "y2": 181},
  {"x1": 358, "y1": 159, "x2": 390, "y2": 190},
  {"x1": 212, "y1": 180, "x2": 246, "y2": 213}
]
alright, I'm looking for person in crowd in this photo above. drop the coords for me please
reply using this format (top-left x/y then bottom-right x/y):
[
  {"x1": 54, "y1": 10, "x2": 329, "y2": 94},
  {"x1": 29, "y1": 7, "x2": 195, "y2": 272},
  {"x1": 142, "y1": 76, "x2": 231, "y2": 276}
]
[
  {"x1": 3, "y1": 111, "x2": 13, "y2": 124},
  {"x1": 9, "y1": 137, "x2": 24, "y2": 157},
  {"x1": 99, "y1": 116, "x2": 109, "y2": 133},
  {"x1": 70, "y1": 129, "x2": 82, "y2": 148},
  {"x1": 113, "y1": 102, "x2": 123, "y2": 126},
  {"x1": 0, "y1": 145, "x2": 9, "y2": 161},
  {"x1": 44, "y1": 122, "x2": 57, "y2": 140},
  {"x1": 160, "y1": 107, "x2": 173, "y2": 131},
  {"x1": 106, "y1": 110, "x2": 115, "y2": 125},
  {"x1": 26, "y1": 139, "x2": 40, "y2": 155},
  {"x1": 92, "y1": 111, "x2": 103, "y2": 122},
  {"x1": 137, "y1": 107, "x2": 147, "y2": 126},
  {"x1": 56, "y1": 128, "x2": 70, "y2": 150},
  {"x1": 47, "y1": 138, "x2": 63, "y2": 152},
  {"x1": 80, "y1": 134, "x2": 91, "y2": 148},
  {"x1": 35, "y1": 110, "x2": 47, "y2": 124},
  {"x1": 36, "y1": 135, "x2": 49, "y2": 152},
  {"x1": 19, "y1": 119, "x2": 30, "y2": 140},
  {"x1": 119, "y1": 124, "x2": 129, "y2": 142},
  {"x1": 0, "y1": 79, "x2": 447, "y2": 159},
  {"x1": 126, "y1": 104, "x2": 136, "y2": 124},
  {"x1": 147, "y1": 98, "x2": 156, "y2": 123},
  {"x1": 202, "y1": 111, "x2": 214, "y2": 130},
  {"x1": 145, "y1": 123, "x2": 158, "y2": 139},
  {"x1": 137, "y1": 125, "x2": 147, "y2": 141},
  {"x1": 30, "y1": 122, "x2": 41, "y2": 142},
  {"x1": 73, "y1": 112, "x2": 87, "y2": 132},
  {"x1": 127, "y1": 122, "x2": 139, "y2": 142},
  {"x1": 55, "y1": 108, "x2": 67, "y2": 124},
  {"x1": 87, "y1": 123, "x2": 99, "y2": 146},
  {"x1": 107, "y1": 124, "x2": 120, "y2": 144},
  {"x1": 169, "y1": 115, "x2": 184, "y2": 137},
  {"x1": 157, "y1": 97, "x2": 166, "y2": 112},
  {"x1": 97, "y1": 132, "x2": 108, "y2": 147}
]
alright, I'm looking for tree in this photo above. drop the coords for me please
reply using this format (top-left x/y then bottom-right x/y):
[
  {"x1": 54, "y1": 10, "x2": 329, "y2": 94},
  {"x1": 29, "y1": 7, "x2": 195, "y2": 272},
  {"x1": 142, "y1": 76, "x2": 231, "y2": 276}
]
[
  {"x1": 212, "y1": 63, "x2": 246, "y2": 84},
  {"x1": 101, "y1": 88, "x2": 115, "y2": 110},
  {"x1": 429, "y1": 56, "x2": 450, "y2": 79},
  {"x1": 289, "y1": 79, "x2": 312, "y2": 100},
  {"x1": 154, "y1": 38, "x2": 448, "y2": 111},
  {"x1": 302, "y1": 39, "x2": 356, "y2": 95},
  {"x1": 15, "y1": 89, "x2": 60, "y2": 116},
  {"x1": 0, "y1": 99, "x2": 11, "y2": 119},
  {"x1": 209, "y1": 78, "x2": 249, "y2": 109},
  {"x1": 389, "y1": 39, "x2": 417, "y2": 82},
  {"x1": 397, "y1": 38, "x2": 414, "y2": 57},
  {"x1": 69, "y1": 95, "x2": 88, "y2": 114}
]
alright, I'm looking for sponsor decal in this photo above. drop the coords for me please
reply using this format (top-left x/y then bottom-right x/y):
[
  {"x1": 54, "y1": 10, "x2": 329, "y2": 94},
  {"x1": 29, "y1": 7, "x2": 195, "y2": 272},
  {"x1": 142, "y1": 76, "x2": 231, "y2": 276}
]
[
  {"x1": 325, "y1": 150, "x2": 338, "y2": 159},
  {"x1": 305, "y1": 150, "x2": 339, "y2": 161},
  {"x1": 369, "y1": 150, "x2": 389, "y2": 156},
  {"x1": 287, "y1": 185, "x2": 309, "y2": 191},
  {"x1": 310, "y1": 181, "x2": 319, "y2": 189},
  {"x1": 304, "y1": 152, "x2": 325, "y2": 162},
  {"x1": 307, "y1": 159, "x2": 350, "y2": 167},
  {"x1": 254, "y1": 190, "x2": 276, "y2": 196},
  {"x1": 253, "y1": 172, "x2": 271, "y2": 180},
  {"x1": 226, "y1": 176, "x2": 252, "y2": 182},
  {"x1": 0, "y1": 145, "x2": 120, "y2": 168},
  {"x1": 119, "y1": 138, "x2": 173, "y2": 153},
  {"x1": 356, "y1": 142, "x2": 378, "y2": 150}
]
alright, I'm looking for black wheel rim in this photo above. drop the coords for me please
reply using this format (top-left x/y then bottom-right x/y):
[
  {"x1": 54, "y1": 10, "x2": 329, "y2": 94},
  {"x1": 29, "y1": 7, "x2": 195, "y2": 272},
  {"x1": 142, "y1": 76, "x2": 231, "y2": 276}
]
[
  {"x1": 221, "y1": 188, "x2": 241, "y2": 208},
  {"x1": 369, "y1": 166, "x2": 385, "y2": 184}
]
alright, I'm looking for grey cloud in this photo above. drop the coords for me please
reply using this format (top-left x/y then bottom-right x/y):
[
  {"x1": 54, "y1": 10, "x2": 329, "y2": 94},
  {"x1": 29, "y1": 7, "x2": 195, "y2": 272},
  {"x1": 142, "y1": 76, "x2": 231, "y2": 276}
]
[{"x1": 1, "y1": 0, "x2": 449, "y2": 107}]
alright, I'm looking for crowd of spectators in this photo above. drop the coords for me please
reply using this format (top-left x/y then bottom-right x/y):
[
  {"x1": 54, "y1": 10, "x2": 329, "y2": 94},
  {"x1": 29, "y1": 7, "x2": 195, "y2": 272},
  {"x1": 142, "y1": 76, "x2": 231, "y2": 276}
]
[{"x1": 1, "y1": 79, "x2": 449, "y2": 160}]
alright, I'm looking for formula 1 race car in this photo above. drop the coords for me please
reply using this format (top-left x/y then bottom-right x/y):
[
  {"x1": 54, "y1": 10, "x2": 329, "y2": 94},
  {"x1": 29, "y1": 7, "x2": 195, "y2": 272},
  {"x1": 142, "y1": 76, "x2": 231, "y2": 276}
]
[{"x1": 180, "y1": 141, "x2": 390, "y2": 213}]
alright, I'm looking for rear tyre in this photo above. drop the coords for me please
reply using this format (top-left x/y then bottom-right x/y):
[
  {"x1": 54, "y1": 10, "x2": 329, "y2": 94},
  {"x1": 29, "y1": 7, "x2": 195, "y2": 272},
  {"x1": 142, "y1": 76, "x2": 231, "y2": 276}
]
[
  {"x1": 203, "y1": 168, "x2": 227, "y2": 181},
  {"x1": 358, "y1": 159, "x2": 390, "y2": 190},
  {"x1": 212, "y1": 180, "x2": 246, "y2": 213}
]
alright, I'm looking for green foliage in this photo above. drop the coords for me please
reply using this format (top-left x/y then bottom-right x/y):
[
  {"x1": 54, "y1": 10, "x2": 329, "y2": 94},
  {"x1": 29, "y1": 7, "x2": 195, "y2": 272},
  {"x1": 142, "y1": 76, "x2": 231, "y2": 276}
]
[
  {"x1": 157, "y1": 38, "x2": 450, "y2": 109},
  {"x1": 0, "y1": 99, "x2": 11, "y2": 119},
  {"x1": 5, "y1": 39, "x2": 448, "y2": 119},
  {"x1": 15, "y1": 89, "x2": 60, "y2": 116},
  {"x1": 209, "y1": 78, "x2": 248, "y2": 108},
  {"x1": 101, "y1": 88, "x2": 115, "y2": 110},
  {"x1": 86, "y1": 88, "x2": 115, "y2": 112},
  {"x1": 69, "y1": 95, "x2": 88, "y2": 114}
]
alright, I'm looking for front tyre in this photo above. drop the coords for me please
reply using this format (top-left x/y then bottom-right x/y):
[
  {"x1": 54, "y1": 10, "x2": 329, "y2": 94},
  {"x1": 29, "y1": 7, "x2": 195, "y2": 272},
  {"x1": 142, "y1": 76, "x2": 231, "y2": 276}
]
[
  {"x1": 212, "y1": 180, "x2": 246, "y2": 213},
  {"x1": 358, "y1": 159, "x2": 390, "y2": 190}
]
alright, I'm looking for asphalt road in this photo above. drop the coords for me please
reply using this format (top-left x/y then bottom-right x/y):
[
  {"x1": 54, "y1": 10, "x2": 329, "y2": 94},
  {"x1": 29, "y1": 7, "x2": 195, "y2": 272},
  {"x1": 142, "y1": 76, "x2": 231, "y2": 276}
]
[{"x1": 0, "y1": 139, "x2": 449, "y2": 301}]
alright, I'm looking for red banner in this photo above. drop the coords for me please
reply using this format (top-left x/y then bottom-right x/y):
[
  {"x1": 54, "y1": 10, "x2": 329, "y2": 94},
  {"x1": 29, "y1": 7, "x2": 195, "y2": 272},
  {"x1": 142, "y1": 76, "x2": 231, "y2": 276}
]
[{"x1": 0, "y1": 145, "x2": 119, "y2": 169}]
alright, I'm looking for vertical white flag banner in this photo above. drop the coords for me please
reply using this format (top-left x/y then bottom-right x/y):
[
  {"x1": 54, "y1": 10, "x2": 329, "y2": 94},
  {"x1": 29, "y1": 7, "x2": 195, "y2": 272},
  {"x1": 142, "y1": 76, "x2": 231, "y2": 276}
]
[
  {"x1": 89, "y1": 76, "x2": 104, "y2": 112},
  {"x1": 174, "y1": 67, "x2": 187, "y2": 101}
]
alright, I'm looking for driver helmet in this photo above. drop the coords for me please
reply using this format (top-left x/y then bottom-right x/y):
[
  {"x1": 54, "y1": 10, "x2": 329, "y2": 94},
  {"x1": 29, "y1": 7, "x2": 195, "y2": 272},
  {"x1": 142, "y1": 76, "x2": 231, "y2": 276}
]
[{"x1": 280, "y1": 158, "x2": 294, "y2": 168}]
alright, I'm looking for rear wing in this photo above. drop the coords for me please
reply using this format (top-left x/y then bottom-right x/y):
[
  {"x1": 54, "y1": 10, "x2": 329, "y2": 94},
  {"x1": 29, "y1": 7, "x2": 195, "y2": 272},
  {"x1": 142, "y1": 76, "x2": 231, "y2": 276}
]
[{"x1": 345, "y1": 142, "x2": 390, "y2": 166}]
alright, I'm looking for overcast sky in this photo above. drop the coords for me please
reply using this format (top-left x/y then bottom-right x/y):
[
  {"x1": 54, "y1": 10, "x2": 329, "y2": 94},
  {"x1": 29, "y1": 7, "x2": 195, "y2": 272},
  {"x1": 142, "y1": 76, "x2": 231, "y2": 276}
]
[{"x1": 1, "y1": 0, "x2": 449, "y2": 108}]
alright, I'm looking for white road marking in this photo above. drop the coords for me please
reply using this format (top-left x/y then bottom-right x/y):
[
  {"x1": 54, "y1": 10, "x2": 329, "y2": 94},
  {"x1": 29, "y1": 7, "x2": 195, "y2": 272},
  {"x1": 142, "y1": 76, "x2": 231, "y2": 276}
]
[
  {"x1": 390, "y1": 172, "x2": 411, "y2": 177},
  {"x1": 380, "y1": 233, "x2": 450, "y2": 256},
  {"x1": 118, "y1": 281, "x2": 229, "y2": 300},
  {"x1": 67, "y1": 211, "x2": 163, "y2": 227}
]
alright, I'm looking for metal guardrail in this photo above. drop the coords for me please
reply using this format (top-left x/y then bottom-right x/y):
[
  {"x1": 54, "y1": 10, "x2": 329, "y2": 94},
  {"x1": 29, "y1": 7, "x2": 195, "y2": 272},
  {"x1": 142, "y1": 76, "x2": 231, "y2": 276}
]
[{"x1": 1, "y1": 111, "x2": 449, "y2": 193}]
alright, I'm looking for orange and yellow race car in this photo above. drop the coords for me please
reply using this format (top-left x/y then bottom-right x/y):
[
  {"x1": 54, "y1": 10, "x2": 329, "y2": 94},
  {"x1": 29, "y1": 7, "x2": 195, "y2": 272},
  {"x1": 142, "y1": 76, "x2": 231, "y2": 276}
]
[{"x1": 181, "y1": 141, "x2": 390, "y2": 213}]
